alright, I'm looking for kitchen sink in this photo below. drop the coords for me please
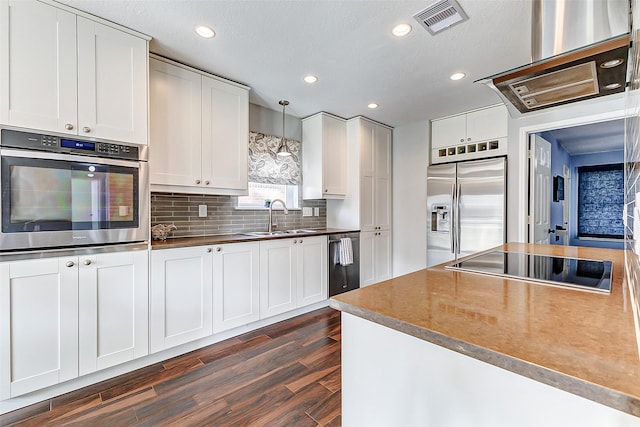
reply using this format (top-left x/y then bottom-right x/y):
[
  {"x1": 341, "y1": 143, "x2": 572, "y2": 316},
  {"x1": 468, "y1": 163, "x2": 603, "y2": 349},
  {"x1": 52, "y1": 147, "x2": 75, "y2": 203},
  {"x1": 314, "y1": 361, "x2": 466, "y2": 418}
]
[{"x1": 242, "y1": 229, "x2": 318, "y2": 237}]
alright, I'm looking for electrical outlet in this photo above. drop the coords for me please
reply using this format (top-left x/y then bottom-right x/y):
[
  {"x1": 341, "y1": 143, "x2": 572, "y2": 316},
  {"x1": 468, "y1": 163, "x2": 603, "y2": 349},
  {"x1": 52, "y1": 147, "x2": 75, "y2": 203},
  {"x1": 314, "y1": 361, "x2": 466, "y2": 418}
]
[
  {"x1": 314, "y1": 207, "x2": 320, "y2": 216},
  {"x1": 198, "y1": 204, "x2": 207, "y2": 217},
  {"x1": 302, "y1": 207, "x2": 312, "y2": 217}
]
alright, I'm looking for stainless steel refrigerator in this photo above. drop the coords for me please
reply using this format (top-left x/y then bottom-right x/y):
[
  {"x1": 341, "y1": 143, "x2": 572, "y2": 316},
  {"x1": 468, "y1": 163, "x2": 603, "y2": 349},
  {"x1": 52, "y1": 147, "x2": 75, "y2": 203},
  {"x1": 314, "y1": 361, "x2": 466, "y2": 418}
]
[{"x1": 427, "y1": 157, "x2": 506, "y2": 267}]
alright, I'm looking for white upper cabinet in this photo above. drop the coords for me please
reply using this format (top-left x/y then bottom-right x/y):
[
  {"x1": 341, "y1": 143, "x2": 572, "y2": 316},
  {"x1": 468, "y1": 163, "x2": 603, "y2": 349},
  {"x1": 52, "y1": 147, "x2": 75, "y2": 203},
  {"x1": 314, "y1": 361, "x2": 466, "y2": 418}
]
[
  {"x1": 149, "y1": 56, "x2": 250, "y2": 195},
  {"x1": 352, "y1": 117, "x2": 392, "y2": 232},
  {"x1": 149, "y1": 58, "x2": 202, "y2": 187},
  {"x1": 202, "y1": 75, "x2": 249, "y2": 191},
  {"x1": 430, "y1": 105, "x2": 508, "y2": 164},
  {"x1": 0, "y1": 0, "x2": 149, "y2": 144},
  {"x1": 76, "y1": 17, "x2": 148, "y2": 144},
  {"x1": 302, "y1": 112, "x2": 347, "y2": 199}
]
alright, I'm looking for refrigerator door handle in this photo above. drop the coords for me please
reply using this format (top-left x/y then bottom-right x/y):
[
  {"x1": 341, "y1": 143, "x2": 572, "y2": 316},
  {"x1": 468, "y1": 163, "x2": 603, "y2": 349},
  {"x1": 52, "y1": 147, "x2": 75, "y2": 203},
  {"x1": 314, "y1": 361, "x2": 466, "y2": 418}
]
[
  {"x1": 450, "y1": 183, "x2": 456, "y2": 254},
  {"x1": 456, "y1": 183, "x2": 462, "y2": 256}
]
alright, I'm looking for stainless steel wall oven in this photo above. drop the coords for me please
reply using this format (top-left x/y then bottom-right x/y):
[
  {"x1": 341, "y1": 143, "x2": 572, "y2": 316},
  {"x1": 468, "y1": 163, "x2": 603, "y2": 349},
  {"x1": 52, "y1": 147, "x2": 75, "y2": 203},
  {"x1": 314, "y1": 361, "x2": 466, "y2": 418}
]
[{"x1": 0, "y1": 128, "x2": 149, "y2": 251}]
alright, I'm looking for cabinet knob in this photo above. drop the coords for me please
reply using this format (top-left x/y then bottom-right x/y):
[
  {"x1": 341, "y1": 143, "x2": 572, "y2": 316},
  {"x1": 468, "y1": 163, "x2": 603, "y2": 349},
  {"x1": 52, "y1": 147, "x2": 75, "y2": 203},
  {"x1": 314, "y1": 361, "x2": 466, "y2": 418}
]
[
  {"x1": 65, "y1": 261, "x2": 75, "y2": 268},
  {"x1": 324, "y1": 189, "x2": 328, "y2": 192},
  {"x1": 83, "y1": 259, "x2": 92, "y2": 266},
  {"x1": 196, "y1": 179, "x2": 201, "y2": 184},
  {"x1": 82, "y1": 126, "x2": 91, "y2": 133},
  {"x1": 467, "y1": 137, "x2": 471, "y2": 141},
  {"x1": 293, "y1": 239, "x2": 297, "y2": 244},
  {"x1": 460, "y1": 139, "x2": 464, "y2": 143},
  {"x1": 205, "y1": 181, "x2": 210, "y2": 186},
  {"x1": 65, "y1": 123, "x2": 74, "y2": 130},
  {"x1": 206, "y1": 248, "x2": 212, "y2": 253},
  {"x1": 299, "y1": 239, "x2": 303, "y2": 244},
  {"x1": 216, "y1": 247, "x2": 222, "y2": 252}
]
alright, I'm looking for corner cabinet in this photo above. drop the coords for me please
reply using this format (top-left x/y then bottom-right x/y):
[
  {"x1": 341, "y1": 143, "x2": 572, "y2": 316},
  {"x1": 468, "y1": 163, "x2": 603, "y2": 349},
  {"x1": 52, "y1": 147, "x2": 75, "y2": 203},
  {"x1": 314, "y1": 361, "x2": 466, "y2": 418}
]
[
  {"x1": 302, "y1": 112, "x2": 347, "y2": 199},
  {"x1": 0, "y1": 0, "x2": 149, "y2": 144},
  {"x1": 0, "y1": 250, "x2": 149, "y2": 399},
  {"x1": 149, "y1": 56, "x2": 250, "y2": 195},
  {"x1": 259, "y1": 236, "x2": 328, "y2": 318}
]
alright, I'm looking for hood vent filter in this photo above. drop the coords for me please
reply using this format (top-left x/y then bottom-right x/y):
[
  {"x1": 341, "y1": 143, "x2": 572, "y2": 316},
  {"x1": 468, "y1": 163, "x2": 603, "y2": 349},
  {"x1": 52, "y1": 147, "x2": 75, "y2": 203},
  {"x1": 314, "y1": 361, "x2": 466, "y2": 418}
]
[
  {"x1": 413, "y1": 0, "x2": 469, "y2": 35},
  {"x1": 510, "y1": 62, "x2": 599, "y2": 109}
]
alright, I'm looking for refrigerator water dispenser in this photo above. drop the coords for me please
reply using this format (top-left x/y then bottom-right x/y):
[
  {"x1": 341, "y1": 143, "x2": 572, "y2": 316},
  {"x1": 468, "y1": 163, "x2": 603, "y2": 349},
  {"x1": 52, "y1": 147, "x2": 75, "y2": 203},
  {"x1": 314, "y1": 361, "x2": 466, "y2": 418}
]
[{"x1": 431, "y1": 205, "x2": 450, "y2": 232}]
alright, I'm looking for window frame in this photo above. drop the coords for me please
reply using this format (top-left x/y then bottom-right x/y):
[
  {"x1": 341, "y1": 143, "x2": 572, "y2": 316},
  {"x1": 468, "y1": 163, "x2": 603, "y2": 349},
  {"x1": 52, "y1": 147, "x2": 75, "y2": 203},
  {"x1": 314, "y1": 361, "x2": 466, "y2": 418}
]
[{"x1": 577, "y1": 163, "x2": 624, "y2": 240}]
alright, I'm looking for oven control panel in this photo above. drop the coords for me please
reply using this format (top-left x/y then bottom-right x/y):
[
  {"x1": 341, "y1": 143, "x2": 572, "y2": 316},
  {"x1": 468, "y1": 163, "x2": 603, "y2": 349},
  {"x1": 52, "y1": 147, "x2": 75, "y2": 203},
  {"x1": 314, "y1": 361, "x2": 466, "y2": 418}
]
[{"x1": 0, "y1": 129, "x2": 143, "y2": 161}]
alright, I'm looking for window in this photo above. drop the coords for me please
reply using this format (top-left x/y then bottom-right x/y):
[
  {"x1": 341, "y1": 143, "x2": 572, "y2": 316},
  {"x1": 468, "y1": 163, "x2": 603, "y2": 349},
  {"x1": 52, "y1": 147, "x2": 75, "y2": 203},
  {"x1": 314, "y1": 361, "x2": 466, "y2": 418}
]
[
  {"x1": 577, "y1": 163, "x2": 624, "y2": 239},
  {"x1": 237, "y1": 182, "x2": 299, "y2": 209},
  {"x1": 237, "y1": 131, "x2": 301, "y2": 210}
]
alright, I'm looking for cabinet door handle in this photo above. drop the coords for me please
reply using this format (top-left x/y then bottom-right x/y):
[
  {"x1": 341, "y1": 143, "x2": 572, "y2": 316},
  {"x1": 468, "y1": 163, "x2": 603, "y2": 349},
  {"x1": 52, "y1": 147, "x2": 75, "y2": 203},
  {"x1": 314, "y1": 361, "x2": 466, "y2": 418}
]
[
  {"x1": 207, "y1": 248, "x2": 212, "y2": 253},
  {"x1": 467, "y1": 137, "x2": 471, "y2": 141},
  {"x1": 216, "y1": 247, "x2": 222, "y2": 252},
  {"x1": 460, "y1": 138, "x2": 464, "y2": 142},
  {"x1": 205, "y1": 181, "x2": 210, "y2": 185},
  {"x1": 324, "y1": 189, "x2": 328, "y2": 192},
  {"x1": 299, "y1": 239, "x2": 303, "y2": 244},
  {"x1": 65, "y1": 261, "x2": 75, "y2": 268},
  {"x1": 83, "y1": 259, "x2": 92, "y2": 266},
  {"x1": 65, "y1": 123, "x2": 74, "y2": 130},
  {"x1": 293, "y1": 239, "x2": 297, "y2": 244},
  {"x1": 82, "y1": 126, "x2": 91, "y2": 133},
  {"x1": 196, "y1": 179, "x2": 201, "y2": 185}
]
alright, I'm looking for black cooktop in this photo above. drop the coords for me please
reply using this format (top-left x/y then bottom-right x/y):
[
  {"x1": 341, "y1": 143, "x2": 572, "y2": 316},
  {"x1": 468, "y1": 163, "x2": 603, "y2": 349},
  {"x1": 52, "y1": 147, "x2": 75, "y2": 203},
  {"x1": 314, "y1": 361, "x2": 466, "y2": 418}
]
[{"x1": 446, "y1": 251, "x2": 612, "y2": 293}]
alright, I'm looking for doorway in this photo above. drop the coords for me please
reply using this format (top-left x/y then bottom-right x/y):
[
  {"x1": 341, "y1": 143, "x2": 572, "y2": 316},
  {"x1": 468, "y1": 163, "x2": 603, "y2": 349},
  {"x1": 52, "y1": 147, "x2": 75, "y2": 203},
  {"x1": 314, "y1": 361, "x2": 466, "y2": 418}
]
[{"x1": 528, "y1": 119, "x2": 624, "y2": 249}]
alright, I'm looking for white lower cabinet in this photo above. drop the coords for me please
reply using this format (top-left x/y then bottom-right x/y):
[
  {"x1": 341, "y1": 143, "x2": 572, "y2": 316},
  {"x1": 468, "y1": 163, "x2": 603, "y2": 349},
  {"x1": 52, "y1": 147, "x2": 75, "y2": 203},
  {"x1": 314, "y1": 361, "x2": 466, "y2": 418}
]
[
  {"x1": 0, "y1": 250, "x2": 148, "y2": 399},
  {"x1": 212, "y1": 242, "x2": 260, "y2": 333},
  {"x1": 78, "y1": 251, "x2": 149, "y2": 376},
  {"x1": 260, "y1": 236, "x2": 328, "y2": 318},
  {"x1": 150, "y1": 246, "x2": 213, "y2": 353},
  {"x1": 360, "y1": 230, "x2": 392, "y2": 287},
  {"x1": 150, "y1": 241, "x2": 261, "y2": 350}
]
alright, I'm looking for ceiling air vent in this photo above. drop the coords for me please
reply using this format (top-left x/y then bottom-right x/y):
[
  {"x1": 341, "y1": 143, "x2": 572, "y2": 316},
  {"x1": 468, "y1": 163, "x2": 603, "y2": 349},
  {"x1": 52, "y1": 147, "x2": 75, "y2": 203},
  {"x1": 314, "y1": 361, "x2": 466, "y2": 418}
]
[{"x1": 413, "y1": 0, "x2": 469, "y2": 35}]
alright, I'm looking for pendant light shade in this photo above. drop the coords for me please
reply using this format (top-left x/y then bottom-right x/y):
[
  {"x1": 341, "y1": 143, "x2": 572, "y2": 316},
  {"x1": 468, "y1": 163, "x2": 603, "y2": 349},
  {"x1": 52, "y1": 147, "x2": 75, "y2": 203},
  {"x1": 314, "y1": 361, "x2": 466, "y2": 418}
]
[{"x1": 277, "y1": 100, "x2": 292, "y2": 157}]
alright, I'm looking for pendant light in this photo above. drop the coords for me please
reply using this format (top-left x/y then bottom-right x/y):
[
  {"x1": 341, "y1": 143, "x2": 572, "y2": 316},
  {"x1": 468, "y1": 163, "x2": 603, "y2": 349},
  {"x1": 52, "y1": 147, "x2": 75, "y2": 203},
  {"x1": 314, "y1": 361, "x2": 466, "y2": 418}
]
[{"x1": 276, "y1": 100, "x2": 292, "y2": 157}]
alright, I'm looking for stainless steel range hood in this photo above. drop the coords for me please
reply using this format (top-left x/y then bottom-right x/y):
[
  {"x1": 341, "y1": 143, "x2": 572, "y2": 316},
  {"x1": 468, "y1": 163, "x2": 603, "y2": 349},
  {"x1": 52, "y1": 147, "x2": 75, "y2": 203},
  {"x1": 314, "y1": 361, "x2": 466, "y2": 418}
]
[{"x1": 478, "y1": 0, "x2": 630, "y2": 116}]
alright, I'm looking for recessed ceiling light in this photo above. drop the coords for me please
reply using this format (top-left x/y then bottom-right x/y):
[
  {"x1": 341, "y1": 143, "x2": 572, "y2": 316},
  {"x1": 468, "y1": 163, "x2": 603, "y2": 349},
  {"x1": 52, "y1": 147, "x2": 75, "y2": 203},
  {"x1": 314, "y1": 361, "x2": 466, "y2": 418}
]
[
  {"x1": 368, "y1": 103, "x2": 379, "y2": 109},
  {"x1": 600, "y1": 58, "x2": 624, "y2": 68},
  {"x1": 449, "y1": 72, "x2": 466, "y2": 81},
  {"x1": 605, "y1": 83, "x2": 622, "y2": 90},
  {"x1": 392, "y1": 23, "x2": 412, "y2": 37},
  {"x1": 303, "y1": 75, "x2": 318, "y2": 84},
  {"x1": 195, "y1": 25, "x2": 215, "y2": 38}
]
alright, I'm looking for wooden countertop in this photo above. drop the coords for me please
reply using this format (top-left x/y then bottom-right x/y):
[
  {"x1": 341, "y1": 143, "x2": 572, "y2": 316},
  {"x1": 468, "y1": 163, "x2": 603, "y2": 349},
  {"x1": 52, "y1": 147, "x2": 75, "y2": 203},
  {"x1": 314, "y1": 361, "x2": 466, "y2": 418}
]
[
  {"x1": 330, "y1": 243, "x2": 640, "y2": 417},
  {"x1": 150, "y1": 228, "x2": 359, "y2": 250}
]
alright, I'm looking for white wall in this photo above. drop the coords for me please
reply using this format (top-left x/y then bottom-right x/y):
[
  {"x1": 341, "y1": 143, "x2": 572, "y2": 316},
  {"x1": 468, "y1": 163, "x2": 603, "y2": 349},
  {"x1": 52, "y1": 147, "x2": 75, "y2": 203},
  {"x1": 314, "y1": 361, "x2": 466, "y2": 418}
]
[
  {"x1": 249, "y1": 103, "x2": 301, "y2": 141},
  {"x1": 506, "y1": 94, "x2": 626, "y2": 243},
  {"x1": 392, "y1": 119, "x2": 429, "y2": 276}
]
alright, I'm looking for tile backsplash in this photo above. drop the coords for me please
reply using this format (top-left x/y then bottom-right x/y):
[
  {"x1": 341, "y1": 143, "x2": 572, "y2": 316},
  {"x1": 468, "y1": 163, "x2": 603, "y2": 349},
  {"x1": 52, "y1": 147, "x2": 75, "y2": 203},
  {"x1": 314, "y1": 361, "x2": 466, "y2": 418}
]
[{"x1": 151, "y1": 193, "x2": 326, "y2": 238}]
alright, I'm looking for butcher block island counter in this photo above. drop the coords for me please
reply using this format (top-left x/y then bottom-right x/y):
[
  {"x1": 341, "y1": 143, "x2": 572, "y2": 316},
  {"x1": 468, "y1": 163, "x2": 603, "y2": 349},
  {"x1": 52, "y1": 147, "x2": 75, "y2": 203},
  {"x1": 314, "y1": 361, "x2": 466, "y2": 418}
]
[{"x1": 330, "y1": 243, "x2": 640, "y2": 427}]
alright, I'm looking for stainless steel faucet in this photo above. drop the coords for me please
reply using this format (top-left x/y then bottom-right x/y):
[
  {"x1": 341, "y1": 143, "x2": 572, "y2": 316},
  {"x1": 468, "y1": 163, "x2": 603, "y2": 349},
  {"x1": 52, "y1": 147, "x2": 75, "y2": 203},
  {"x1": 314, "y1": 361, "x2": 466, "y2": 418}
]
[{"x1": 268, "y1": 199, "x2": 289, "y2": 232}]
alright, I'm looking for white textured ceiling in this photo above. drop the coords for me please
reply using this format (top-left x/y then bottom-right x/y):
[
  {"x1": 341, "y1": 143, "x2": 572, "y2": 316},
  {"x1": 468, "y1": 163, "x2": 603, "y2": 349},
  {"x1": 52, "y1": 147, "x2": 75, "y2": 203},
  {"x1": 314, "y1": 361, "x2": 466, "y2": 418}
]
[
  {"x1": 547, "y1": 119, "x2": 624, "y2": 155},
  {"x1": 56, "y1": 0, "x2": 533, "y2": 126}
]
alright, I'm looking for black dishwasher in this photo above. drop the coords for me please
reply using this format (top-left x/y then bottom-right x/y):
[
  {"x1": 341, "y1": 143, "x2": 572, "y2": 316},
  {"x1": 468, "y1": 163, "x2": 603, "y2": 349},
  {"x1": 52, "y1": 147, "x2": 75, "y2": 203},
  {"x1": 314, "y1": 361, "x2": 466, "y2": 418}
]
[{"x1": 328, "y1": 232, "x2": 360, "y2": 296}]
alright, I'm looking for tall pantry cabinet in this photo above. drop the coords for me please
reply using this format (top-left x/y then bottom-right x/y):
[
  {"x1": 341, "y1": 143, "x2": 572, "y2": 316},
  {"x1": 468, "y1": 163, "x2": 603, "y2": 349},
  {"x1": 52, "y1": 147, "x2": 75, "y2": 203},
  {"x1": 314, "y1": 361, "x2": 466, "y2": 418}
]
[{"x1": 327, "y1": 117, "x2": 393, "y2": 287}]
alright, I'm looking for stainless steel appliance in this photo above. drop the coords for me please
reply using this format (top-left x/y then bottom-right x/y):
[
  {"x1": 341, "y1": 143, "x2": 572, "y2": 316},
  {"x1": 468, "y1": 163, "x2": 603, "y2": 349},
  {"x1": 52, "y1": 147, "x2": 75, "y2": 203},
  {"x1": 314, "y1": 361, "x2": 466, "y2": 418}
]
[
  {"x1": 328, "y1": 232, "x2": 360, "y2": 296},
  {"x1": 0, "y1": 128, "x2": 149, "y2": 251},
  {"x1": 478, "y1": 0, "x2": 629, "y2": 115},
  {"x1": 427, "y1": 157, "x2": 506, "y2": 267},
  {"x1": 446, "y1": 250, "x2": 612, "y2": 293}
]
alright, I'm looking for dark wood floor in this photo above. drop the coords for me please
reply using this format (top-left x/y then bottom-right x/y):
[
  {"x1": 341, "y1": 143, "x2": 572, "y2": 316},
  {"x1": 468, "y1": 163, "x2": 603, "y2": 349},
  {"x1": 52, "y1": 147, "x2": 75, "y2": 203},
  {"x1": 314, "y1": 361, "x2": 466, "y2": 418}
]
[{"x1": 1, "y1": 307, "x2": 342, "y2": 426}]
